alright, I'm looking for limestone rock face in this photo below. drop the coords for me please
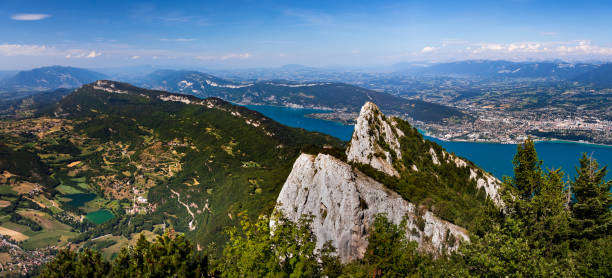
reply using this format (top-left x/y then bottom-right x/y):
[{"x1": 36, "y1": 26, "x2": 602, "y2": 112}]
[
  {"x1": 347, "y1": 101, "x2": 502, "y2": 205},
  {"x1": 346, "y1": 102, "x2": 404, "y2": 177},
  {"x1": 274, "y1": 153, "x2": 469, "y2": 262}
]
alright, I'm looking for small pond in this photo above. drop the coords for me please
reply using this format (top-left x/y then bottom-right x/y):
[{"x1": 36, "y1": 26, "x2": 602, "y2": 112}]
[{"x1": 85, "y1": 209, "x2": 115, "y2": 224}]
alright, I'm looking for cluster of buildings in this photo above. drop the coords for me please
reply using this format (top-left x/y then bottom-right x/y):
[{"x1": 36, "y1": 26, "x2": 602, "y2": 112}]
[
  {"x1": 126, "y1": 187, "x2": 156, "y2": 215},
  {"x1": 0, "y1": 238, "x2": 56, "y2": 276},
  {"x1": 418, "y1": 106, "x2": 611, "y2": 145}
]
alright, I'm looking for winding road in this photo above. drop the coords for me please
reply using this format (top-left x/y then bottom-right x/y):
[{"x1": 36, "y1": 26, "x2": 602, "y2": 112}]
[{"x1": 170, "y1": 189, "x2": 196, "y2": 231}]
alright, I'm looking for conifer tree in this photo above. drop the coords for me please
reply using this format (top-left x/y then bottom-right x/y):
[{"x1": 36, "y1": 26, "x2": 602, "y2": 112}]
[
  {"x1": 570, "y1": 153, "x2": 612, "y2": 240},
  {"x1": 529, "y1": 169, "x2": 570, "y2": 256},
  {"x1": 512, "y1": 138, "x2": 543, "y2": 200}
]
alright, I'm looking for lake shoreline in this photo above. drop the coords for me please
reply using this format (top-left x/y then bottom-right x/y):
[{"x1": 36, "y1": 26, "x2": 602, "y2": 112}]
[
  {"x1": 422, "y1": 134, "x2": 612, "y2": 148},
  {"x1": 245, "y1": 104, "x2": 612, "y2": 148}
]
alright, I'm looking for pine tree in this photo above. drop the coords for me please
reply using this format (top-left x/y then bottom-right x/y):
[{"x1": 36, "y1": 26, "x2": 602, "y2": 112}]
[
  {"x1": 503, "y1": 139, "x2": 572, "y2": 257},
  {"x1": 512, "y1": 138, "x2": 543, "y2": 200},
  {"x1": 528, "y1": 169, "x2": 570, "y2": 256},
  {"x1": 570, "y1": 153, "x2": 612, "y2": 240}
]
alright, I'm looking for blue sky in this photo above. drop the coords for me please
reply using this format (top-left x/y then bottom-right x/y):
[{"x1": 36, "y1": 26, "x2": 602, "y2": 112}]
[{"x1": 1, "y1": 0, "x2": 612, "y2": 69}]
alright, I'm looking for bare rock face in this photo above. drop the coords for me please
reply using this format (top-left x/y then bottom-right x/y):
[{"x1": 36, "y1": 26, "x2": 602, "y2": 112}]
[
  {"x1": 346, "y1": 102, "x2": 404, "y2": 177},
  {"x1": 346, "y1": 101, "x2": 502, "y2": 205},
  {"x1": 274, "y1": 153, "x2": 469, "y2": 263}
]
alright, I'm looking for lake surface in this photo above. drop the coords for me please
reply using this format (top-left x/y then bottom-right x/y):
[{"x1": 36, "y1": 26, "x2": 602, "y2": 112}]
[
  {"x1": 86, "y1": 210, "x2": 115, "y2": 224},
  {"x1": 64, "y1": 193, "x2": 96, "y2": 207},
  {"x1": 245, "y1": 105, "x2": 612, "y2": 179}
]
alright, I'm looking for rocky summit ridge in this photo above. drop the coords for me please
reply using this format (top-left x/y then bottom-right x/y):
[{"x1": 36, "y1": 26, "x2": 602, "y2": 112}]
[
  {"x1": 273, "y1": 101, "x2": 502, "y2": 262},
  {"x1": 275, "y1": 153, "x2": 469, "y2": 263},
  {"x1": 347, "y1": 101, "x2": 501, "y2": 204},
  {"x1": 346, "y1": 102, "x2": 404, "y2": 177}
]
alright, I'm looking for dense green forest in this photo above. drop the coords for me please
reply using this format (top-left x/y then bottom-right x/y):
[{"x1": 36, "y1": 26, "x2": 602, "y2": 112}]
[{"x1": 39, "y1": 139, "x2": 611, "y2": 277}]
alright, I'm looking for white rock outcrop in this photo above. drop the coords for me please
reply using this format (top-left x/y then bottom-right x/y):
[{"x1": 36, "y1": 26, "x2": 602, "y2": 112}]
[
  {"x1": 274, "y1": 153, "x2": 469, "y2": 262},
  {"x1": 346, "y1": 102, "x2": 404, "y2": 177},
  {"x1": 447, "y1": 153, "x2": 502, "y2": 205},
  {"x1": 346, "y1": 101, "x2": 501, "y2": 205}
]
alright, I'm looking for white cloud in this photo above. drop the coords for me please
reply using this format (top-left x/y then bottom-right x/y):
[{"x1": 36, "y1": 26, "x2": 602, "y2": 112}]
[
  {"x1": 221, "y1": 53, "x2": 251, "y2": 60},
  {"x1": 86, "y1": 51, "x2": 101, "y2": 58},
  {"x1": 196, "y1": 53, "x2": 252, "y2": 61},
  {"x1": 0, "y1": 45, "x2": 101, "y2": 59},
  {"x1": 0, "y1": 44, "x2": 54, "y2": 56},
  {"x1": 421, "y1": 46, "x2": 436, "y2": 53},
  {"x1": 10, "y1": 13, "x2": 51, "y2": 21},
  {"x1": 507, "y1": 43, "x2": 542, "y2": 52},
  {"x1": 555, "y1": 40, "x2": 612, "y2": 55},
  {"x1": 65, "y1": 50, "x2": 102, "y2": 59},
  {"x1": 131, "y1": 55, "x2": 141, "y2": 59},
  {"x1": 399, "y1": 40, "x2": 612, "y2": 62},
  {"x1": 465, "y1": 41, "x2": 612, "y2": 57}
]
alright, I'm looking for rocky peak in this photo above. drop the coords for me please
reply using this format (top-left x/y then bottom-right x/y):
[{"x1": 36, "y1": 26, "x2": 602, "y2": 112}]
[
  {"x1": 346, "y1": 101, "x2": 502, "y2": 205},
  {"x1": 346, "y1": 102, "x2": 404, "y2": 177},
  {"x1": 274, "y1": 153, "x2": 469, "y2": 262},
  {"x1": 273, "y1": 102, "x2": 504, "y2": 262}
]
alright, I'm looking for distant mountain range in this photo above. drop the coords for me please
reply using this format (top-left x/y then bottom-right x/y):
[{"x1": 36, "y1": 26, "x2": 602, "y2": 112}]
[
  {"x1": 399, "y1": 60, "x2": 612, "y2": 81},
  {"x1": 0, "y1": 70, "x2": 18, "y2": 81},
  {"x1": 2, "y1": 61, "x2": 611, "y2": 123},
  {"x1": 138, "y1": 70, "x2": 469, "y2": 123},
  {"x1": 0, "y1": 66, "x2": 107, "y2": 94},
  {"x1": 570, "y1": 63, "x2": 612, "y2": 88}
]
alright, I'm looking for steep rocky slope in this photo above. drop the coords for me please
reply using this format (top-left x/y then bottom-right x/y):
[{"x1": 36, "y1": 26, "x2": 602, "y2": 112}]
[
  {"x1": 347, "y1": 102, "x2": 501, "y2": 204},
  {"x1": 346, "y1": 102, "x2": 404, "y2": 177},
  {"x1": 275, "y1": 153, "x2": 469, "y2": 262},
  {"x1": 274, "y1": 102, "x2": 501, "y2": 262}
]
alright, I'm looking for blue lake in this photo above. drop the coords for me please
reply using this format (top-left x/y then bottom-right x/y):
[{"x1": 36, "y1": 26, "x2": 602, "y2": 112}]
[{"x1": 245, "y1": 105, "x2": 612, "y2": 180}]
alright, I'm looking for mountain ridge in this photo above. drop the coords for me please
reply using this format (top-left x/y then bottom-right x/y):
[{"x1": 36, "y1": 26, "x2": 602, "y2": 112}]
[
  {"x1": 0, "y1": 80, "x2": 345, "y2": 270},
  {"x1": 0, "y1": 66, "x2": 107, "y2": 93},
  {"x1": 138, "y1": 69, "x2": 471, "y2": 123},
  {"x1": 273, "y1": 101, "x2": 501, "y2": 262}
]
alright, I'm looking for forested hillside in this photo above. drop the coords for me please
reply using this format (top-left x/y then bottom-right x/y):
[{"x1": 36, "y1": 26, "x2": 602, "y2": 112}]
[
  {"x1": 38, "y1": 139, "x2": 612, "y2": 277},
  {"x1": 0, "y1": 80, "x2": 342, "y2": 275}
]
